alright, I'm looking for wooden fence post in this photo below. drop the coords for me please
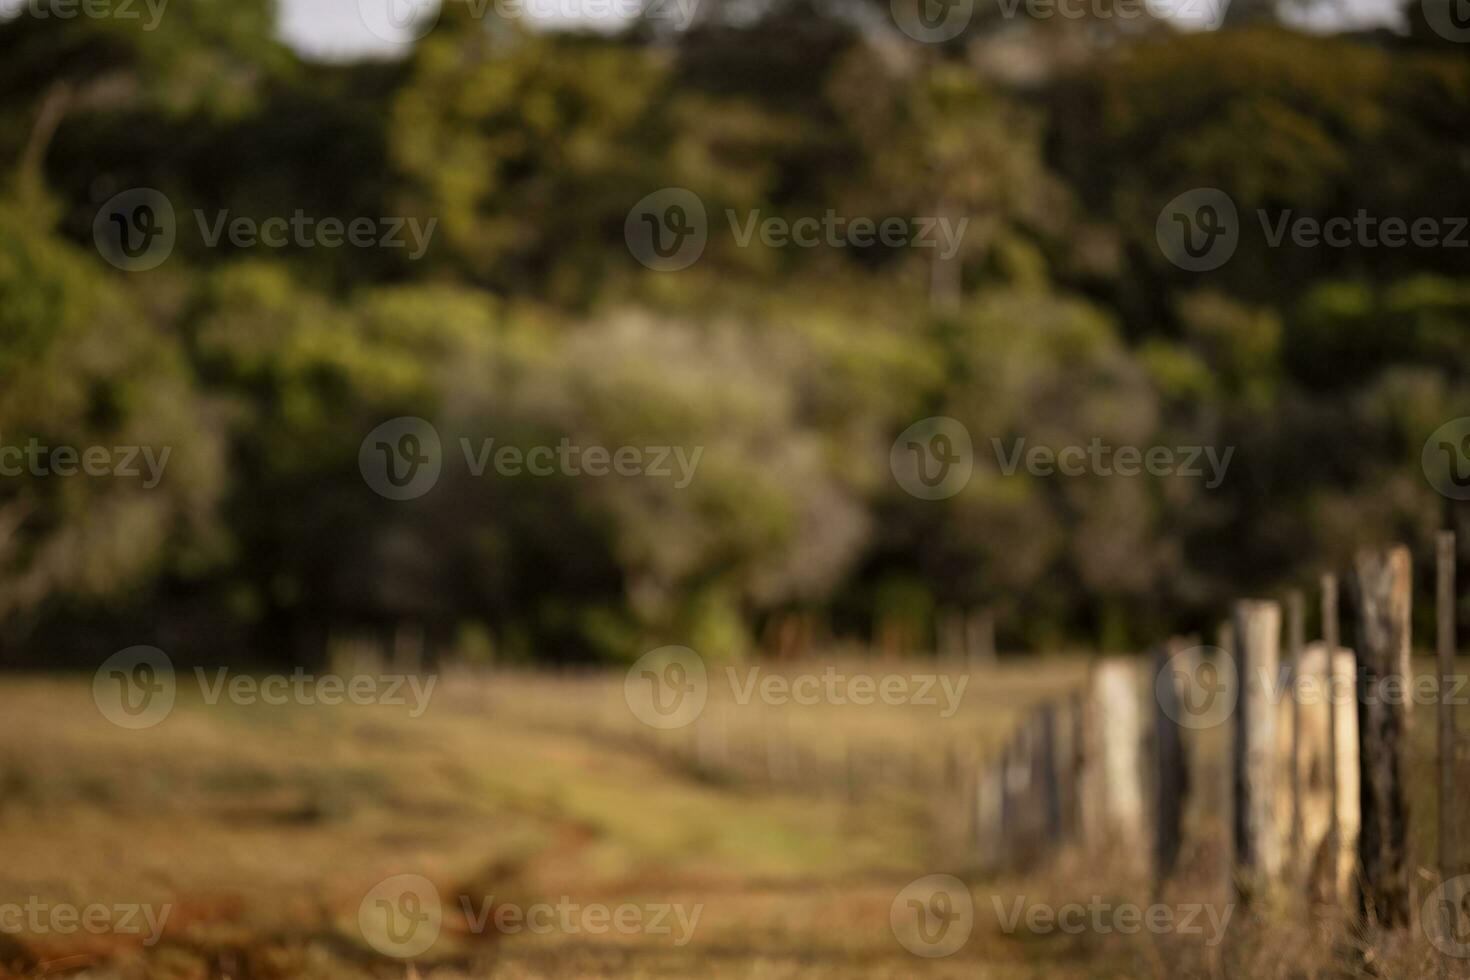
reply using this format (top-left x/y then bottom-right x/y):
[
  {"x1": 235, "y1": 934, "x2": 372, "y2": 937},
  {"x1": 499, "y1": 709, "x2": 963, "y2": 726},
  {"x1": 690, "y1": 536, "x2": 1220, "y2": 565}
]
[
  {"x1": 977, "y1": 759, "x2": 1005, "y2": 869},
  {"x1": 1287, "y1": 590, "x2": 1305, "y2": 872},
  {"x1": 1035, "y1": 704, "x2": 1062, "y2": 845},
  {"x1": 1354, "y1": 545, "x2": 1413, "y2": 930},
  {"x1": 1321, "y1": 572, "x2": 1342, "y2": 904},
  {"x1": 1057, "y1": 693, "x2": 1084, "y2": 842},
  {"x1": 1292, "y1": 639, "x2": 1359, "y2": 903},
  {"x1": 1085, "y1": 659, "x2": 1148, "y2": 868},
  {"x1": 1153, "y1": 640, "x2": 1190, "y2": 888},
  {"x1": 967, "y1": 607, "x2": 997, "y2": 665},
  {"x1": 1233, "y1": 599, "x2": 1283, "y2": 901},
  {"x1": 1434, "y1": 529, "x2": 1470, "y2": 972}
]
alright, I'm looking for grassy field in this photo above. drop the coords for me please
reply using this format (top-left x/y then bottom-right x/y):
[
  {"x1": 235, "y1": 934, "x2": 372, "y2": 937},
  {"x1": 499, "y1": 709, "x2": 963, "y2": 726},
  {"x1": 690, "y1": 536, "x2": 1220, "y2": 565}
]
[
  {"x1": 0, "y1": 659, "x2": 1140, "y2": 980},
  {"x1": 0, "y1": 656, "x2": 1457, "y2": 978}
]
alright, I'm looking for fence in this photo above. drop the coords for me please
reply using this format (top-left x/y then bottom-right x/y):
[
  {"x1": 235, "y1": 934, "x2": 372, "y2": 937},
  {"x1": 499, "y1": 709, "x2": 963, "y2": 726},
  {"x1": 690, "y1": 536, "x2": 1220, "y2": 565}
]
[{"x1": 958, "y1": 532, "x2": 1467, "y2": 970}]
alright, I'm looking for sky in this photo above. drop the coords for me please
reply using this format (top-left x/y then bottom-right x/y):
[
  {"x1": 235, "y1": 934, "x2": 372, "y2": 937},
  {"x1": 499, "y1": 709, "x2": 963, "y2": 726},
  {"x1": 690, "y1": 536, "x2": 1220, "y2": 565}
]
[
  {"x1": 275, "y1": 0, "x2": 1406, "y2": 60},
  {"x1": 277, "y1": 0, "x2": 629, "y2": 59}
]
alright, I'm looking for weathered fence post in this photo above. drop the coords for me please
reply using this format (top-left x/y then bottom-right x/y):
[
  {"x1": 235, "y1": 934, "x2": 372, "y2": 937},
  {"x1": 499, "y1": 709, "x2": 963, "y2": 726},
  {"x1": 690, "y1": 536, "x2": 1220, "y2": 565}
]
[
  {"x1": 1057, "y1": 693, "x2": 1084, "y2": 842},
  {"x1": 1321, "y1": 572, "x2": 1342, "y2": 904},
  {"x1": 977, "y1": 759, "x2": 1005, "y2": 869},
  {"x1": 1233, "y1": 599, "x2": 1283, "y2": 901},
  {"x1": 1035, "y1": 704, "x2": 1062, "y2": 845},
  {"x1": 967, "y1": 607, "x2": 997, "y2": 665},
  {"x1": 1085, "y1": 658, "x2": 1147, "y2": 868},
  {"x1": 1434, "y1": 529, "x2": 1470, "y2": 973},
  {"x1": 1153, "y1": 640, "x2": 1190, "y2": 889},
  {"x1": 1002, "y1": 731, "x2": 1031, "y2": 859},
  {"x1": 1354, "y1": 545, "x2": 1413, "y2": 930},
  {"x1": 1293, "y1": 639, "x2": 1360, "y2": 903},
  {"x1": 1287, "y1": 590, "x2": 1305, "y2": 872}
]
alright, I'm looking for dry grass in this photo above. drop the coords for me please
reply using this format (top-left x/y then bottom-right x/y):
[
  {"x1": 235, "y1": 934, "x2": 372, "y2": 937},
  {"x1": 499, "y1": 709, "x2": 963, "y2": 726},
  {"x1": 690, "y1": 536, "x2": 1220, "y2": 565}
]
[{"x1": 0, "y1": 657, "x2": 1460, "y2": 978}]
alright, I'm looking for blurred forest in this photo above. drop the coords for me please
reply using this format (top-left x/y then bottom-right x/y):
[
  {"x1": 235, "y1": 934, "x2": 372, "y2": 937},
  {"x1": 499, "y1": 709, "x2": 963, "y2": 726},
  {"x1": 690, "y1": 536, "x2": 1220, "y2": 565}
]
[{"x1": 1, "y1": 0, "x2": 1468, "y2": 667}]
